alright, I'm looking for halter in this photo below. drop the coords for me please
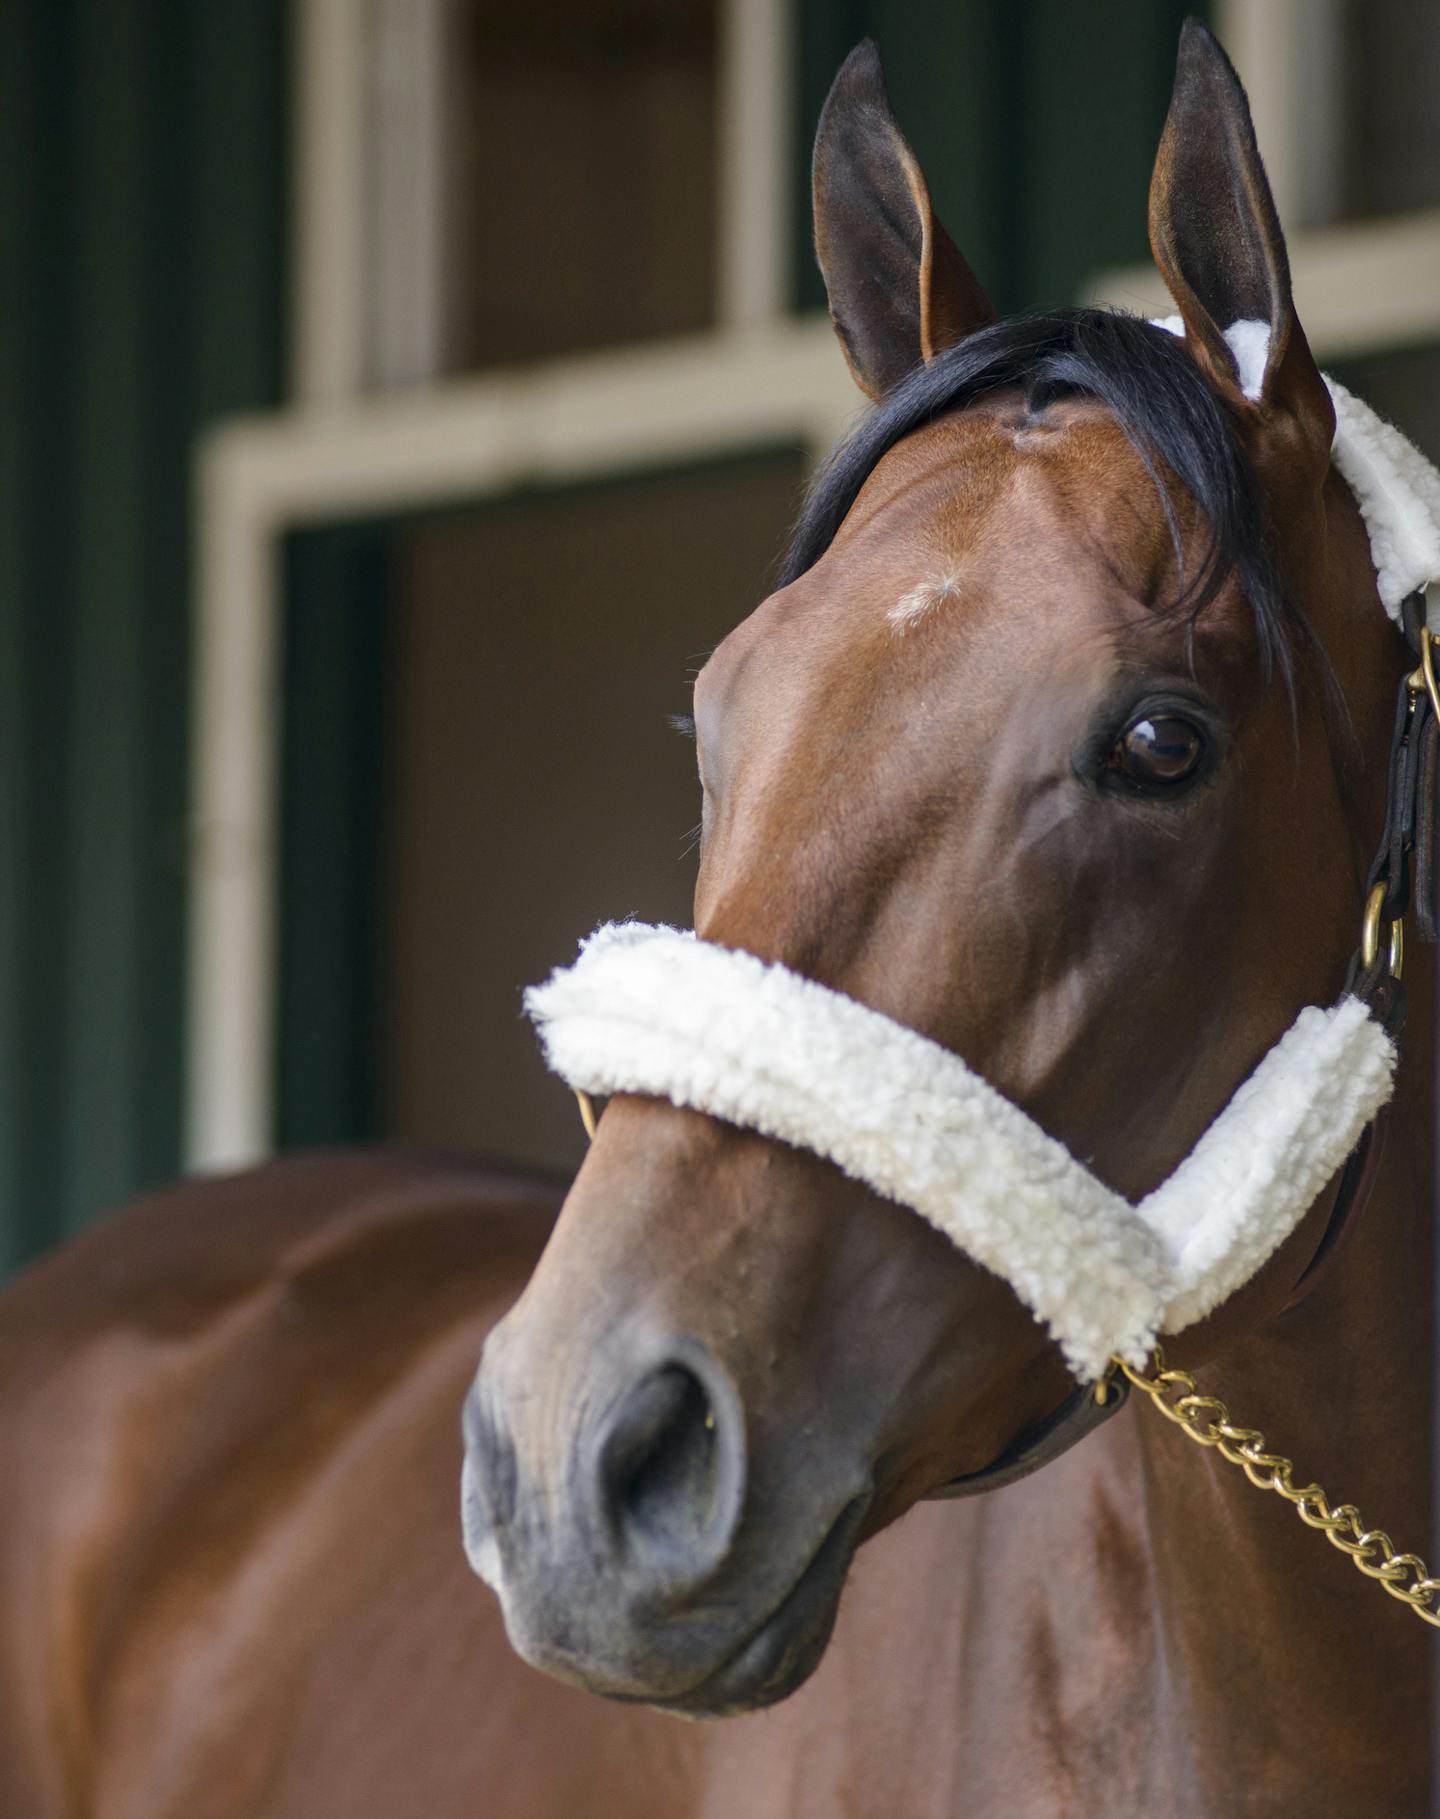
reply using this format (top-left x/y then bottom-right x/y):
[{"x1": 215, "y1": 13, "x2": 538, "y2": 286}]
[{"x1": 525, "y1": 376, "x2": 1440, "y2": 1624}]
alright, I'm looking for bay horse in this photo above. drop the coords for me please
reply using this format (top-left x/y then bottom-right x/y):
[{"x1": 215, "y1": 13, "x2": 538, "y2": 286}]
[{"x1": 1, "y1": 20, "x2": 1435, "y2": 1817}]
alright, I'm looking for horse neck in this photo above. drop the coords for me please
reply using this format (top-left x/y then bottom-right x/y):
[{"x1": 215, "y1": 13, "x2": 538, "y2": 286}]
[{"x1": 1135, "y1": 911, "x2": 1436, "y2": 1800}]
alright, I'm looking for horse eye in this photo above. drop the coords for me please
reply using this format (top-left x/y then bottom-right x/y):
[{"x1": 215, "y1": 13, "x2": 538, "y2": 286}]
[{"x1": 1109, "y1": 714, "x2": 1206, "y2": 788}]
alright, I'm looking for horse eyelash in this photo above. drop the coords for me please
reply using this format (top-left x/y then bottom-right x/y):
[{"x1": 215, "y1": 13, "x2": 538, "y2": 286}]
[{"x1": 669, "y1": 713, "x2": 697, "y2": 742}]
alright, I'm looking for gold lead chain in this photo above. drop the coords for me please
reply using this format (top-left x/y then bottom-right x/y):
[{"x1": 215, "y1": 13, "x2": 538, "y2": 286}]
[{"x1": 1115, "y1": 1351, "x2": 1440, "y2": 1628}]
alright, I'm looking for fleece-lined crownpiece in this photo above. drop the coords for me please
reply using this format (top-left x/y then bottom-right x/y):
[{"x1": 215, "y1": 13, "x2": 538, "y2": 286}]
[
  {"x1": 525, "y1": 347, "x2": 1440, "y2": 1382},
  {"x1": 526, "y1": 926, "x2": 1395, "y2": 1380}
]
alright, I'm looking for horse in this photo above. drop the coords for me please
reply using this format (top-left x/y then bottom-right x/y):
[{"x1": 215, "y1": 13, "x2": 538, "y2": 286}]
[
  {"x1": 465, "y1": 17, "x2": 1438, "y2": 1809},
  {"x1": 1, "y1": 19, "x2": 1433, "y2": 1816}
]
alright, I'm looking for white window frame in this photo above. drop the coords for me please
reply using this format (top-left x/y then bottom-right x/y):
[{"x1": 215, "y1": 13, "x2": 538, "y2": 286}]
[{"x1": 187, "y1": 0, "x2": 853, "y2": 1171}]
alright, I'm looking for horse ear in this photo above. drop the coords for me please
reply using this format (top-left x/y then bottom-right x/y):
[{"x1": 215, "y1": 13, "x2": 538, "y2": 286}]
[
  {"x1": 813, "y1": 41, "x2": 994, "y2": 400},
  {"x1": 1149, "y1": 19, "x2": 1332, "y2": 464}
]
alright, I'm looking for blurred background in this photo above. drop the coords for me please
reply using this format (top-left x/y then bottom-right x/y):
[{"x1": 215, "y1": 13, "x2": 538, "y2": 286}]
[{"x1": 3, "y1": 0, "x2": 1439, "y2": 1274}]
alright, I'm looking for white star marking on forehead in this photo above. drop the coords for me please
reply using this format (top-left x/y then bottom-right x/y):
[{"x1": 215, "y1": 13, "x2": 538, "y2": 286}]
[{"x1": 887, "y1": 571, "x2": 966, "y2": 633}]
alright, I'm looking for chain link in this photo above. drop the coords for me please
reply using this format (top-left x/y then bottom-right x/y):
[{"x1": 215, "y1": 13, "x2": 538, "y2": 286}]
[{"x1": 1114, "y1": 1350, "x2": 1440, "y2": 1628}]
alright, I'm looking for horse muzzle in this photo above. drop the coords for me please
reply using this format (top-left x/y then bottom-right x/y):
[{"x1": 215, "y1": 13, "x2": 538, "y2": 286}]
[{"x1": 462, "y1": 1309, "x2": 872, "y2": 1715}]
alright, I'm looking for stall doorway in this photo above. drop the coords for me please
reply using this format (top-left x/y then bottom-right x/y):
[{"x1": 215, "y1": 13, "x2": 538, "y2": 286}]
[{"x1": 278, "y1": 447, "x2": 808, "y2": 1172}]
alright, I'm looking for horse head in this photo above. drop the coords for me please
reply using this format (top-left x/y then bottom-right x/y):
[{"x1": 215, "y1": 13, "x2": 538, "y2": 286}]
[{"x1": 462, "y1": 22, "x2": 1399, "y2": 1716}]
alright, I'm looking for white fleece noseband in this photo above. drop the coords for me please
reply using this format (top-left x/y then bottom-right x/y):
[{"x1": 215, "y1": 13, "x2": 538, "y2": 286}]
[
  {"x1": 527, "y1": 927, "x2": 1394, "y2": 1381},
  {"x1": 525, "y1": 369, "x2": 1436, "y2": 1383}
]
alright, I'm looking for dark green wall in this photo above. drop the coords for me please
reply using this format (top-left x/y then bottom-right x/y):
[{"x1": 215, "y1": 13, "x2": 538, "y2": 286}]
[
  {"x1": 0, "y1": 0, "x2": 287, "y2": 1271},
  {"x1": 277, "y1": 525, "x2": 393, "y2": 1151},
  {"x1": 794, "y1": 1, "x2": 1204, "y2": 315}
]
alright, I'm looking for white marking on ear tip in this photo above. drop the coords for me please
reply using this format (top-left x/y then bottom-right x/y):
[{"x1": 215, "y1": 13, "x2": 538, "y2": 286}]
[{"x1": 888, "y1": 571, "x2": 966, "y2": 632}]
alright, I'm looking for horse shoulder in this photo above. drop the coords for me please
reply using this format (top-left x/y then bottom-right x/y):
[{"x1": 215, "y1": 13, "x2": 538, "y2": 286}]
[{"x1": 0, "y1": 1151, "x2": 679, "y2": 1819}]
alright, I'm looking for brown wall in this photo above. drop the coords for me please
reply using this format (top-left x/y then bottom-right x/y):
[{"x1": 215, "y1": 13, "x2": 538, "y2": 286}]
[
  {"x1": 443, "y1": 0, "x2": 718, "y2": 369},
  {"x1": 381, "y1": 449, "x2": 806, "y2": 1169}
]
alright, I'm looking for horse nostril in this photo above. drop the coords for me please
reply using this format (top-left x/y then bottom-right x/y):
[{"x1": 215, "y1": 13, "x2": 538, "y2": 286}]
[{"x1": 599, "y1": 1361, "x2": 741, "y2": 1565}]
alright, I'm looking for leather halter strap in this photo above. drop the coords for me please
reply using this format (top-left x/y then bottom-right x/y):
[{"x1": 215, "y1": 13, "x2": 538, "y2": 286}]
[
  {"x1": 1281, "y1": 1108, "x2": 1389, "y2": 1311},
  {"x1": 1284, "y1": 589, "x2": 1436, "y2": 1312},
  {"x1": 927, "y1": 1370, "x2": 1130, "y2": 1499}
]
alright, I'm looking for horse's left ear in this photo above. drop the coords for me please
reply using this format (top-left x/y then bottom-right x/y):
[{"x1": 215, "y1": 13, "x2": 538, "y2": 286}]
[{"x1": 1149, "y1": 19, "x2": 1333, "y2": 468}]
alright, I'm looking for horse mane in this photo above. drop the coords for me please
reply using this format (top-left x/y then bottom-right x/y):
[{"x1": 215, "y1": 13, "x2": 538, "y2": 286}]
[{"x1": 781, "y1": 308, "x2": 1294, "y2": 684}]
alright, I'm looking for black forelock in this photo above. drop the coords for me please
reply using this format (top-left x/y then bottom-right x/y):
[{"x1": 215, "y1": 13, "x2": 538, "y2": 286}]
[{"x1": 780, "y1": 308, "x2": 1294, "y2": 683}]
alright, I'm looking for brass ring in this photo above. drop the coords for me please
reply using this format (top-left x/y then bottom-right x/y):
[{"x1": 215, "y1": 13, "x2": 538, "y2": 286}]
[{"x1": 1360, "y1": 882, "x2": 1403, "y2": 979}]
